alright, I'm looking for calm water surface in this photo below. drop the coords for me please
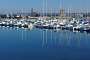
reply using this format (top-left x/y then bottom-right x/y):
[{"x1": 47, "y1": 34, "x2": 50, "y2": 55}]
[{"x1": 0, "y1": 27, "x2": 90, "y2": 60}]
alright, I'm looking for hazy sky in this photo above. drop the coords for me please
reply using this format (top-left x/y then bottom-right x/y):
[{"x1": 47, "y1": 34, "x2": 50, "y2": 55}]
[{"x1": 0, "y1": 0, "x2": 89, "y2": 12}]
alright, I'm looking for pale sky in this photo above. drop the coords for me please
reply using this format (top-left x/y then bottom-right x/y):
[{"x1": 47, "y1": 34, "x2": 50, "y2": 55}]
[{"x1": 0, "y1": 0, "x2": 89, "y2": 13}]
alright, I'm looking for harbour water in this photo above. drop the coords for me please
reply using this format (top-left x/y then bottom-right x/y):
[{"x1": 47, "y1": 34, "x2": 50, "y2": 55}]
[{"x1": 0, "y1": 27, "x2": 90, "y2": 60}]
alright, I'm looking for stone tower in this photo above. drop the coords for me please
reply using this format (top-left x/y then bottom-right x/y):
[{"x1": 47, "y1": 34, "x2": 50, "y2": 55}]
[{"x1": 60, "y1": 9, "x2": 65, "y2": 18}]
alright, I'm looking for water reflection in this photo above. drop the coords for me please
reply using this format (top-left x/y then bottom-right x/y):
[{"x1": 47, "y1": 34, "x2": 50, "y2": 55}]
[
  {"x1": 40, "y1": 29, "x2": 90, "y2": 48},
  {"x1": 0, "y1": 27, "x2": 90, "y2": 60},
  {"x1": 0, "y1": 27, "x2": 90, "y2": 49}
]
